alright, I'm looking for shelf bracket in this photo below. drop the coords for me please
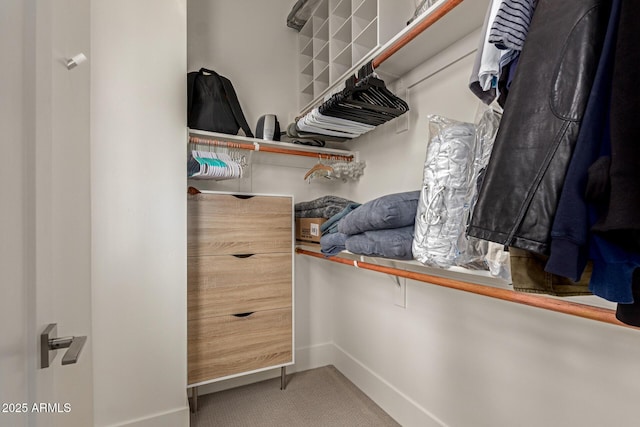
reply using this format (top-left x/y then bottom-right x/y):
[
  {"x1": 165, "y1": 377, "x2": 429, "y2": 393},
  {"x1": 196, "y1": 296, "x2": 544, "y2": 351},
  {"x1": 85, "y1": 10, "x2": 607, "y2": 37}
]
[
  {"x1": 394, "y1": 277, "x2": 407, "y2": 308},
  {"x1": 395, "y1": 78, "x2": 409, "y2": 134}
]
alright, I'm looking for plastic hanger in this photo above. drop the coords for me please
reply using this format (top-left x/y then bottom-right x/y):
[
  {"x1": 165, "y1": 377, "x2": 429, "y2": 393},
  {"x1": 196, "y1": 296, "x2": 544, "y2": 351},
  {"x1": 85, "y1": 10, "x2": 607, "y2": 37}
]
[
  {"x1": 319, "y1": 73, "x2": 408, "y2": 125},
  {"x1": 296, "y1": 61, "x2": 409, "y2": 138},
  {"x1": 304, "y1": 158, "x2": 334, "y2": 181}
]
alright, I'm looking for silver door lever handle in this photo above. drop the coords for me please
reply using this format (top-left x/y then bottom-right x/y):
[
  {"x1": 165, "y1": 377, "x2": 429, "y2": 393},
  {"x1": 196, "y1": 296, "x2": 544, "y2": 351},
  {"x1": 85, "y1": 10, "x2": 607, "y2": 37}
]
[{"x1": 41, "y1": 323, "x2": 87, "y2": 368}]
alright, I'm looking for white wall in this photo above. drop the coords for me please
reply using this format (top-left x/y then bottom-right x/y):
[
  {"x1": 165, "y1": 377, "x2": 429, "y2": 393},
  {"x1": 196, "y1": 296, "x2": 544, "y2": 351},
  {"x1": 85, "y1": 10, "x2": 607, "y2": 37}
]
[
  {"x1": 1, "y1": 2, "x2": 29, "y2": 426},
  {"x1": 188, "y1": 3, "x2": 640, "y2": 427},
  {"x1": 188, "y1": 0, "x2": 299, "y2": 131},
  {"x1": 91, "y1": 1, "x2": 188, "y2": 426}
]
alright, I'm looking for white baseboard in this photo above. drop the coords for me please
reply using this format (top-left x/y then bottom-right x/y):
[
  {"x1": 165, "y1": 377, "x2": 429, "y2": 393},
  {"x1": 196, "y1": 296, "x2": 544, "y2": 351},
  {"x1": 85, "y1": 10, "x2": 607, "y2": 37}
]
[
  {"x1": 331, "y1": 343, "x2": 446, "y2": 427},
  {"x1": 107, "y1": 406, "x2": 189, "y2": 427},
  {"x1": 294, "y1": 341, "x2": 336, "y2": 370}
]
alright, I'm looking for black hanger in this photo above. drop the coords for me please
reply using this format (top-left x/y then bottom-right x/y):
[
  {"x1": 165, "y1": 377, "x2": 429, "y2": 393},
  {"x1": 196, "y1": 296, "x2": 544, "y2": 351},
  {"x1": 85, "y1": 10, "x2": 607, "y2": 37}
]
[{"x1": 312, "y1": 61, "x2": 409, "y2": 130}]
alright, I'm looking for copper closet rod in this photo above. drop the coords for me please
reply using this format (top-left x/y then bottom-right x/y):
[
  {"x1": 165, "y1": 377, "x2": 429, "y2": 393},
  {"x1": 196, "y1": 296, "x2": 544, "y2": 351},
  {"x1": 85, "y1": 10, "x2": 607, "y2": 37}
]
[
  {"x1": 371, "y1": 0, "x2": 464, "y2": 69},
  {"x1": 296, "y1": 248, "x2": 637, "y2": 331},
  {"x1": 189, "y1": 135, "x2": 354, "y2": 162}
]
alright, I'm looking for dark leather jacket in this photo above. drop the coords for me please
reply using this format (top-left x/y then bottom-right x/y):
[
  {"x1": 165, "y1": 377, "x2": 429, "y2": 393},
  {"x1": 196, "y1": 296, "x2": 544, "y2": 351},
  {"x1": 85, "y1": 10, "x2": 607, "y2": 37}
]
[{"x1": 467, "y1": 0, "x2": 611, "y2": 254}]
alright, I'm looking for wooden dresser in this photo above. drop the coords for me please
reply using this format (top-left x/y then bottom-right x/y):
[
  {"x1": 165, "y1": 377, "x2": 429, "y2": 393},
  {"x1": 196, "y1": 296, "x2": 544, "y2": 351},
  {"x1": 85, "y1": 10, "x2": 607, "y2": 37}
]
[{"x1": 187, "y1": 190, "x2": 293, "y2": 392}]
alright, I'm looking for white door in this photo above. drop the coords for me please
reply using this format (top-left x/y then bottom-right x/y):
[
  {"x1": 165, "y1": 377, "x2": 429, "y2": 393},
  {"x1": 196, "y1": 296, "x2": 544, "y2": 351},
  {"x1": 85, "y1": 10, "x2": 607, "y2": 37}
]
[{"x1": 1, "y1": 0, "x2": 93, "y2": 426}]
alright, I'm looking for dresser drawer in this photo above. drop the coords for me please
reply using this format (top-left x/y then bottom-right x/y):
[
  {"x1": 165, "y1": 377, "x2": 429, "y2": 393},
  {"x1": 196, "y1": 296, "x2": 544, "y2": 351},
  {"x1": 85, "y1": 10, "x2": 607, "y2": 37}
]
[
  {"x1": 188, "y1": 193, "x2": 292, "y2": 256},
  {"x1": 188, "y1": 308, "x2": 292, "y2": 385},
  {"x1": 188, "y1": 253, "x2": 292, "y2": 319}
]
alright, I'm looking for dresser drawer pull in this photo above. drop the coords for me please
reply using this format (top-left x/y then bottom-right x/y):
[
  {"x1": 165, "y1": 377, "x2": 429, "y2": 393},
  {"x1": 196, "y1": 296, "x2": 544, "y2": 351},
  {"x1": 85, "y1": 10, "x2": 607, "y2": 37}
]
[
  {"x1": 232, "y1": 254, "x2": 255, "y2": 259},
  {"x1": 232, "y1": 195, "x2": 254, "y2": 200},
  {"x1": 233, "y1": 312, "x2": 255, "y2": 318}
]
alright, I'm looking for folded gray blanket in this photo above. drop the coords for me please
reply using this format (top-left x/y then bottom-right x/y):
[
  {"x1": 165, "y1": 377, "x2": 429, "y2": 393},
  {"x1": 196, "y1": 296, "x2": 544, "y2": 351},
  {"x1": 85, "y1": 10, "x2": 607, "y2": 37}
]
[
  {"x1": 321, "y1": 203, "x2": 361, "y2": 234},
  {"x1": 320, "y1": 232, "x2": 348, "y2": 256},
  {"x1": 295, "y1": 195, "x2": 356, "y2": 219},
  {"x1": 338, "y1": 191, "x2": 420, "y2": 235},
  {"x1": 345, "y1": 226, "x2": 415, "y2": 260}
]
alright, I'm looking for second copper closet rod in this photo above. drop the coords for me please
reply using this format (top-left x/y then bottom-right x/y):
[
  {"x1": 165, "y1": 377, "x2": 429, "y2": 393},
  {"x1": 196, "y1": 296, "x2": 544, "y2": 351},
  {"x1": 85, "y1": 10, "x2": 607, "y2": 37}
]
[
  {"x1": 296, "y1": 248, "x2": 637, "y2": 331},
  {"x1": 189, "y1": 135, "x2": 355, "y2": 162}
]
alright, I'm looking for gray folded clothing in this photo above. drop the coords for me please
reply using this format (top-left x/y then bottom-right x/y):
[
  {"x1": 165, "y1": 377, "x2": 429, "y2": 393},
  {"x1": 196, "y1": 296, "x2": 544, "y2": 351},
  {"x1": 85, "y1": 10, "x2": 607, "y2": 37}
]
[
  {"x1": 320, "y1": 232, "x2": 348, "y2": 256},
  {"x1": 295, "y1": 195, "x2": 353, "y2": 211},
  {"x1": 338, "y1": 191, "x2": 420, "y2": 235},
  {"x1": 321, "y1": 203, "x2": 361, "y2": 234},
  {"x1": 295, "y1": 195, "x2": 356, "y2": 219},
  {"x1": 345, "y1": 226, "x2": 415, "y2": 260}
]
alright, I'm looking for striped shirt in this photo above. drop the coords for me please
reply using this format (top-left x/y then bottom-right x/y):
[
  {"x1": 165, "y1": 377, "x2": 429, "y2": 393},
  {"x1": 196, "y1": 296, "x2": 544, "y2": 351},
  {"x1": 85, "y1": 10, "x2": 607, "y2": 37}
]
[{"x1": 488, "y1": 0, "x2": 537, "y2": 51}]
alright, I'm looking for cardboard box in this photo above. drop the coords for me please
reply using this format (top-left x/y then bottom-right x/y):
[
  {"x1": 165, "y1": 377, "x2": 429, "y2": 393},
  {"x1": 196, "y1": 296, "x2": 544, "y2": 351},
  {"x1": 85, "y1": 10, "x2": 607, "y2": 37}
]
[{"x1": 295, "y1": 218, "x2": 327, "y2": 243}]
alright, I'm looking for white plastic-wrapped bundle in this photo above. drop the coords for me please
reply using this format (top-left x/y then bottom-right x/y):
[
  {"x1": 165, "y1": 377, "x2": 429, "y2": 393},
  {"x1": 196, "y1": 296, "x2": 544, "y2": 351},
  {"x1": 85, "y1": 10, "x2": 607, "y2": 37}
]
[
  {"x1": 456, "y1": 108, "x2": 502, "y2": 269},
  {"x1": 412, "y1": 115, "x2": 477, "y2": 267}
]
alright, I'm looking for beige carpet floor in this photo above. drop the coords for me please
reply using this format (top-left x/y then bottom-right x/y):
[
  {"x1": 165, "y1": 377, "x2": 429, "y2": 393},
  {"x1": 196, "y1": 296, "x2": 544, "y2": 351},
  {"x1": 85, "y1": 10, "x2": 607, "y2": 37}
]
[{"x1": 191, "y1": 365, "x2": 400, "y2": 427}]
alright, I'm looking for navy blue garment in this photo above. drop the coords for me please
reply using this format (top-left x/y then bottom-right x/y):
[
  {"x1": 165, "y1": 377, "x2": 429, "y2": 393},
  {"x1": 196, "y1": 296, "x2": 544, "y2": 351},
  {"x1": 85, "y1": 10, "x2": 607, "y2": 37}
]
[
  {"x1": 592, "y1": 0, "x2": 640, "y2": 247},
  {"x1": 602, "y1": 0, "x2": 640, "y2": 321},
  {"x1": 545, "y1": 0, "x2": 621, "y2": 281},
  {"x1": 589, "y1": 234, "x2": 640, "y2": 303},
  {"x1": 616, "y1": 270, "x2": 640, "y2": 326},
  {"x1": 584, "y1": 152, "x2": 639, "y2": 302}
]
